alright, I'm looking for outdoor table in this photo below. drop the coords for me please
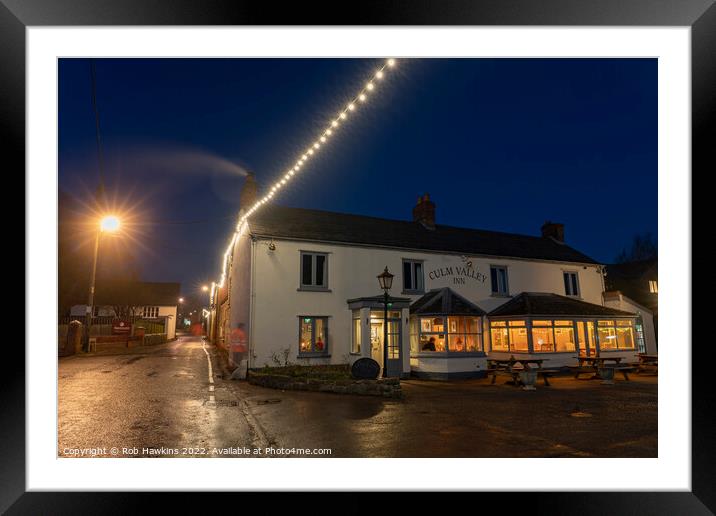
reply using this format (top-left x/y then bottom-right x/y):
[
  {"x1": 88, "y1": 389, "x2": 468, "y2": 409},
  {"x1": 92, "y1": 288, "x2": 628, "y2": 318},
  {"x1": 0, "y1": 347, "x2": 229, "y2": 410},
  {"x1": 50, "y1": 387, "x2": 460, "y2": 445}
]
[
  {"x1": 637, "y1": 353, "x2": 658, "y2": 373},
  {"x1": 488, "y1": 358, "x2": 549, "y2": 387},
  {"x1": 638, "y1": 354, "x2": 658, "y2": 364},
  {"x1": 573, "y1": 355, "x2": 623, "y2": 380}
]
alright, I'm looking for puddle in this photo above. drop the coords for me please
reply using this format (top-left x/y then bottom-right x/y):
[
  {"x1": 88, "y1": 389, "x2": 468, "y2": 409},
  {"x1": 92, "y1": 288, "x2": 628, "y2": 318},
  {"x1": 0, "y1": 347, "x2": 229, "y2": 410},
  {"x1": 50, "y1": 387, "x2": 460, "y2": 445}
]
[{"x1": 255, "y1": 399, "x2": 282, "y2": 405}]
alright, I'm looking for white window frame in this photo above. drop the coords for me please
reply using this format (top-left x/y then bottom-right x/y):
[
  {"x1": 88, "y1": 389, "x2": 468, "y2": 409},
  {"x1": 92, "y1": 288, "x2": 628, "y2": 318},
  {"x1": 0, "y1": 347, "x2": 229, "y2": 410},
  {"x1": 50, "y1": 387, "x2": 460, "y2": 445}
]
[
  {"x1": 298, "y1": 316, "x2": 329, "y2": 356},
  {"x1": 563, "y1": 271, "x2": 581, "y2": 297},
  {"x1": 402, "y1": 259, "x2": 425, "y2": 293},
  {"x1": 299, "y1": 251, "x2": 329, "y2": 291},
  {"x1": 490, "y1": 265, "x2": 509, "y2": 296}
]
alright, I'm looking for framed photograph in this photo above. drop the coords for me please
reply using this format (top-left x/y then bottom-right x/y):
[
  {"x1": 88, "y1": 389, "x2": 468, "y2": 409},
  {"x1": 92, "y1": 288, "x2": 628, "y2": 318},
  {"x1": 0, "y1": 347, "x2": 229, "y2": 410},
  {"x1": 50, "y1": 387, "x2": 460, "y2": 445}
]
[{"x1": 8, "y1": 0, "x2": 711, "y2": 512}]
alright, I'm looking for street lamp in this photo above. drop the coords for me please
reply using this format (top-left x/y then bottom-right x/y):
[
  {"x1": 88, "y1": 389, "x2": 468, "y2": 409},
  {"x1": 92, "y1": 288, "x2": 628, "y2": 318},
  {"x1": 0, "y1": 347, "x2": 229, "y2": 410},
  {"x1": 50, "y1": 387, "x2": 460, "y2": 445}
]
[
  {"x1": 377, "y1": 266, "x2": 394, "y2": 378},
  {"x1": 179, "y1": 297, "x2": 184, "y2": 303},
  {"x1": 84, "y1": 215, "x2": 121, "y2": 351},
  {"x1": 201, "y1": 285, "x2": 209, "y2": 292}
]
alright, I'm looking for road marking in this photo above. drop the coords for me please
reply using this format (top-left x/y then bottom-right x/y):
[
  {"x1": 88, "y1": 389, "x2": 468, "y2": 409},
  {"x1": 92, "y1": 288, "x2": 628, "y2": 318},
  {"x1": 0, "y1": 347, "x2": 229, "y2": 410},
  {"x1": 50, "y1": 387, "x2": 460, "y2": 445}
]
[
  {"x1": 201, "y1": 341, "x2": 214, "y2": 384},
  {"x1": 202, "y1": 341, "x2": 216, "y2": 403}
]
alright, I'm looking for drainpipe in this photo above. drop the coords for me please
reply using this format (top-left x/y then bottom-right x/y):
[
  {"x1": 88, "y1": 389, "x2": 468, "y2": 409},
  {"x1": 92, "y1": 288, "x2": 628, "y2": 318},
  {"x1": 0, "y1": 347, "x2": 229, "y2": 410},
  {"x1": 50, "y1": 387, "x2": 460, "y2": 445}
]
[{"x1": 248, "y1": 236, "x2": 257, "y2": 370}]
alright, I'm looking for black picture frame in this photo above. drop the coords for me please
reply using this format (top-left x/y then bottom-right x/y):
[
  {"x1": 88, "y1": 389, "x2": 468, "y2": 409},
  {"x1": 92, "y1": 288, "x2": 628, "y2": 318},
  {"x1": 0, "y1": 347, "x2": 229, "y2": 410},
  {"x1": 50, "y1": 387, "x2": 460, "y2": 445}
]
[{"x1": 5, "y1": 0, "x2": 710, "y2": 512}]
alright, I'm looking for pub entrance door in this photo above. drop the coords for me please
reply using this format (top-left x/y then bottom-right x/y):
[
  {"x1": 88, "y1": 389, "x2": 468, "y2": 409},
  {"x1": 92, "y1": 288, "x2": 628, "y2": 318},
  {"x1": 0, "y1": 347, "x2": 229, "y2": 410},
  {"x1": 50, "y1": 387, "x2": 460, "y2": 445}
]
[{"x1": 370, "y1": 310, "x2": 402, "y2": 377}]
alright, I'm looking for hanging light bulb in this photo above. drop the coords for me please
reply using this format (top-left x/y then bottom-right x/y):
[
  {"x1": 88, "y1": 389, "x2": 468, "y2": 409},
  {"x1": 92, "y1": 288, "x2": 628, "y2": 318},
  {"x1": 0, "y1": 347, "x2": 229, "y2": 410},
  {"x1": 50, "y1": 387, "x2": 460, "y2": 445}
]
[{"x1": 214, "y1": 57, "x2": 401, "y2": 290}]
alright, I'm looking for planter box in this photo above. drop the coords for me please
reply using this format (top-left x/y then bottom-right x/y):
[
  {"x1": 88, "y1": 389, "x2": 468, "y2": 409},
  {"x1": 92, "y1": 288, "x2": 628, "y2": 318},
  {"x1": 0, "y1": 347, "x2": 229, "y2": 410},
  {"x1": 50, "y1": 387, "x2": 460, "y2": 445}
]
[{"x1": 248, "y1": 371, "x2": 402, "y2": 399}]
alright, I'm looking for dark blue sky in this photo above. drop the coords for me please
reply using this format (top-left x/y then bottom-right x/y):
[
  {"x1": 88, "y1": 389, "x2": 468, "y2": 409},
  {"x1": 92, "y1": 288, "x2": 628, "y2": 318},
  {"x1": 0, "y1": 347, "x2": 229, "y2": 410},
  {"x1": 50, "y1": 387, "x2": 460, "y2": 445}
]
[{"x1": 59, "y1": 58, "x2": 657, "y2": 294}]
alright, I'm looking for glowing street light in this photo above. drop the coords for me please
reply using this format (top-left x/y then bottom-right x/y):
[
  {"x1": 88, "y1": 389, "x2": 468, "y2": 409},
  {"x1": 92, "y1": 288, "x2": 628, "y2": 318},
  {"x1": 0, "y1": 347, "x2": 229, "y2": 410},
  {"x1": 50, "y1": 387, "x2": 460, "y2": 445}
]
[
  {"x1": 179, "y1": 297, "x2": 185, "y2": 303},
  {"x1": 84, "y1": 214, "x2": 122, "y2": 351},
  {"x1": 100, "y1": 215, "x2": 120, "y2": 232},
  {"x1": 201, "y1": 285, "x2": 209, "y2": 292}
]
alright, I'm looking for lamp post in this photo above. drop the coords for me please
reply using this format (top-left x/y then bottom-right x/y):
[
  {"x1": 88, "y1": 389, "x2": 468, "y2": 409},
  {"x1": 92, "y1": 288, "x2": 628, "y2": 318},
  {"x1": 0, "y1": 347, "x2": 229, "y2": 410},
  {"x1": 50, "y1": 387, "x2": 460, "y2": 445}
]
[
  {"x1": 377, "y1": 266, "x2": 394, "y2": 378},
  {"x1": 84, "y1": 215, "x2": 121, "y2": 351}
]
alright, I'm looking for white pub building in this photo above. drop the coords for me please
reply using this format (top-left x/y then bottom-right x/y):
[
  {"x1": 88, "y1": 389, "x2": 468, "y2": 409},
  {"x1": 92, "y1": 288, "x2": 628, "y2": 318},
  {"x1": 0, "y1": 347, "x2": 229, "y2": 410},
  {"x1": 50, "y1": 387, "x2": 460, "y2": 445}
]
[{"x1": 210, "y1": 180, "x2": 651, "y2": 379}]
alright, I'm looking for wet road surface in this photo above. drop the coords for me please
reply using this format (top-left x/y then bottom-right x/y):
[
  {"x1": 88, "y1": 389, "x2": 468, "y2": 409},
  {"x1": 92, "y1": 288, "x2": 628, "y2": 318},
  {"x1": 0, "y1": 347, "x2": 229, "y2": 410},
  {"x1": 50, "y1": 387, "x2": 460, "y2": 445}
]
[
  {"x1": 227, "y1": 374, "x2": 657, "y2": 458},
  {"x1": 58, "y1": 336, "x2": 262, "y2": 457},
  {"x1": 59, "y1": 337, "x2": 657, "y2": 458}
]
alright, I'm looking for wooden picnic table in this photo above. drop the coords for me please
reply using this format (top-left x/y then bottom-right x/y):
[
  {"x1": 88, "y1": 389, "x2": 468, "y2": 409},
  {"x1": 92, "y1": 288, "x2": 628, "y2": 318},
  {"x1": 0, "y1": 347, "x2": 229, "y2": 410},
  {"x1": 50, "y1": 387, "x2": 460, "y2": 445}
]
[
  {"x1": 638, "y1": 353, "x2": 658, "y2": 364},
  {"x1": 572, "y1": 355, "x2": 633, "y2": 381},
  {"x1": 574, "y1": 355, "x2": 622, "y2": 368},
  {"x1": 637, "y1": 353, "x2": 658, "y2": 374},
  {"x1": 488, "y1": 358, "x2": 552, "y2": 388}
]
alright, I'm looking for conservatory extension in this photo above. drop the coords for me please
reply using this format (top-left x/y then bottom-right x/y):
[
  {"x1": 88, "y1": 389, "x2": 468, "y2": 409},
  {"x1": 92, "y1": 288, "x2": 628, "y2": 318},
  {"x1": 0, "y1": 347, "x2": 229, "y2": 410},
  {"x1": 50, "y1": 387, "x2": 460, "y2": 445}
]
[{"x1": 486, "y1": 292, "x2": 640, "y2": 368}]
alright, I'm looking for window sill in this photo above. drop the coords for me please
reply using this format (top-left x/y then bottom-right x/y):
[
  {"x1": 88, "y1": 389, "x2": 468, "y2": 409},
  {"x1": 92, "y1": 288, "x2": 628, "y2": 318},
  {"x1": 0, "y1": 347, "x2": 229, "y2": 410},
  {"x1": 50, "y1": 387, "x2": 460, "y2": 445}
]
[
  {"x1": 297, "y1": 287, "x2": 332, "y2": 293},
  {"x1": 402, "y1": 290, "x2": 425, "y2": 296},
  {"x1": 412, "y1": 352, "x2": 486, "y2": 358},
  {"x1": 297, "y1": 353, "x2": 331, "y2": 358},
  {"x1": 490, "y1": 293, "x2": 511, "y2": 298}
]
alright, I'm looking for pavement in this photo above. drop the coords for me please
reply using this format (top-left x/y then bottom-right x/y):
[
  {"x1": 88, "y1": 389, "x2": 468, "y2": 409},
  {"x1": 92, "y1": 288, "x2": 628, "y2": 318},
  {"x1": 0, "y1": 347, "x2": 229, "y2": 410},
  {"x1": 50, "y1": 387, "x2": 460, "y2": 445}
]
[{"x1": 58, "y1": 335, "x2": 657, "y2": 458}]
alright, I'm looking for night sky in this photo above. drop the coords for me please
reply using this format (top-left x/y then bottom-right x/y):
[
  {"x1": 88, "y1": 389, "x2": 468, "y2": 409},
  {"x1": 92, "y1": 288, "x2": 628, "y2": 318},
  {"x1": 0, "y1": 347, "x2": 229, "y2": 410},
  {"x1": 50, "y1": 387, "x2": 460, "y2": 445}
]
[{"x1": 58, "y1": 58, "x2": 657, "y2": 295}]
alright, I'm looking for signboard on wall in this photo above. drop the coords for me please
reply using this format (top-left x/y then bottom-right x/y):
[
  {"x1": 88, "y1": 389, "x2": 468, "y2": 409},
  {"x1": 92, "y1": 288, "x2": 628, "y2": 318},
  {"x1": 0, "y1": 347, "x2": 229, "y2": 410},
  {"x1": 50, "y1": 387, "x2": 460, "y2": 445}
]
[
  {"x1": 112, "y1": 319, "x2": 131, "y2": 334},
  {"x1": 426, "y1": 258, "x2": 488, "y2": 287}
]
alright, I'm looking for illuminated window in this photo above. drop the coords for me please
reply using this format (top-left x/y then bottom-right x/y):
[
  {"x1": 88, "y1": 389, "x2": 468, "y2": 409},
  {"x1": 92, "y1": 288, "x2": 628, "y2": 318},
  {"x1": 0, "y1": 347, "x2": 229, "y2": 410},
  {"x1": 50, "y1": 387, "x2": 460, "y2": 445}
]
[
  {"x1": 351, "y1": 312, "x2": 361, "y2": 354},
  {"x1": 532, "y1": 326, "x2": 554, "y2": 353},
  {"x1": 563, "y1": 271, "x2": 580, "y2": 297},
  {"x1": 490, "y1": 319, "x2": 527, "y2": 352},
  {"x1": 649, "y1": 280, "x2": 658, "y2": 294},
  {"x1": 597, "y1": 319, "x2": 635, "y2": 350},
  {"x1": 509, "y1": 326, "x2": 529, "y2": 352},
  {"x1": 490, "y1": 325, "x2": 509, "y2": 352},
  {"x1": 298, "y1": 316, "x2": 328, "y2": 355},
  {"x1": 413, "y1": 316, "x2": 483, "y2": 353},
  {"x1": 554, "y1": 325, "x2": 576, "y2": 352}
]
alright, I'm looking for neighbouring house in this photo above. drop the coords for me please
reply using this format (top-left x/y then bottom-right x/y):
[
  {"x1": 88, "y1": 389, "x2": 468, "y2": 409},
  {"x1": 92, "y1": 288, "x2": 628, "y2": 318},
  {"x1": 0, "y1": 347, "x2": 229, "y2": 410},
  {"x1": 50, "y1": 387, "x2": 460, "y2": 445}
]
[
  {"x1": 70, "y1": 280, "x2": 181, "y2": 340},
  {"x1": 208, "y1": 180, "x2": 641, "y2": 379},
  {"x1": 604, "y1": 258, "x2": 658, "y2": 352}
]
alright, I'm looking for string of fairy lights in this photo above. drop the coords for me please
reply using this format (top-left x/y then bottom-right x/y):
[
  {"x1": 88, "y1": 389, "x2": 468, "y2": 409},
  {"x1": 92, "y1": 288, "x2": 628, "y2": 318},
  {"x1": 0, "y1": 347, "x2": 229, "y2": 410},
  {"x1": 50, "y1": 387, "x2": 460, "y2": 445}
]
[{"x1": 210, "y1": 58, "x2": 398, "y2": 300}]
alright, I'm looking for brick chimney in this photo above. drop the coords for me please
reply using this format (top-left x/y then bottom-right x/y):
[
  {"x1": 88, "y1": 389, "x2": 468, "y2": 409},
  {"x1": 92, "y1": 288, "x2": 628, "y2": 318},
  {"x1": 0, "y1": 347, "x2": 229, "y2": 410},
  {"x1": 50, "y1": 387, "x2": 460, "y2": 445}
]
[
  {"x1": 413, "y1": 193, "x2": 436, "y2": 230},
  {"x1": 541, "y1": 221, "x2": 565, "y2": 242},
  {"x1": 239, "y1": 173, "x2": 258, "y2": 212}
]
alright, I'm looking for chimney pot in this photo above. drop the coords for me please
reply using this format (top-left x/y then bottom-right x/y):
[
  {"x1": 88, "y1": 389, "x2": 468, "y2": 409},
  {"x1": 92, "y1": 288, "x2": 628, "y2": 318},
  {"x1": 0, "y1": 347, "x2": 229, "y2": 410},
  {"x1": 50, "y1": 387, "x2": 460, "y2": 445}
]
[
  {"x1": 239, "y1": 173, "x2": 258, "y2": 213},
  {"x1": 413, "y1": 193, "x2": 436, "y2": 230}
]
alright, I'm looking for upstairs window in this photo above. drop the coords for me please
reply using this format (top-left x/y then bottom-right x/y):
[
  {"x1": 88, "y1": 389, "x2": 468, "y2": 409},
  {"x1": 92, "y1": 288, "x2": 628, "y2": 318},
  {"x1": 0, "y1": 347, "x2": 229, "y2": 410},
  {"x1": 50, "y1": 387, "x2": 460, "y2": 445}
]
[
  {"x1": 490, "y1": 266, "x2": 509, "y2": 296},
  {"x1": 563, "y1": 271, "x2": 580, "y2": 297},
  {"x1": 649, "y1": 280, "x2": 658, "y2": 294},
  {"x1": 300, "y1": 252, "x2": 328, "y2": 290},
  {"x1": 402, "y1": 259, "x2": 425, "y2": 293}
]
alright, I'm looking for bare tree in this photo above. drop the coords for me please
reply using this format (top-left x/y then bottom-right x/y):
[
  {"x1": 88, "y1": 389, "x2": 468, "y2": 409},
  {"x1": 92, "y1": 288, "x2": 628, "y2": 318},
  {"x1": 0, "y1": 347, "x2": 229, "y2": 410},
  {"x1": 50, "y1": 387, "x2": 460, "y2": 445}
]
[{"x1": 615, "y1": 232, "x2": 657, "y2": 263}]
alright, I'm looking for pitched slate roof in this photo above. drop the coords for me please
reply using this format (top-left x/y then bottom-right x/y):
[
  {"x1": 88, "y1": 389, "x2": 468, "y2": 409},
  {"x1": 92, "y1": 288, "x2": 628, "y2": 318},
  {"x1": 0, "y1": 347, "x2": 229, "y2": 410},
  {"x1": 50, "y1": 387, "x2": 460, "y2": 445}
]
[
  {"x1": 488, "y1": 292, "x2": 635, "y2": 318},
  {"x1": 248, "y1": 205, "x2": 598, "y2": 264},
  {"x1": 410, "y1": 288, "x2": 487, "y2": 316},
  {"x1": 94, "y1": 280, "x2": 181, "y2": 306}
]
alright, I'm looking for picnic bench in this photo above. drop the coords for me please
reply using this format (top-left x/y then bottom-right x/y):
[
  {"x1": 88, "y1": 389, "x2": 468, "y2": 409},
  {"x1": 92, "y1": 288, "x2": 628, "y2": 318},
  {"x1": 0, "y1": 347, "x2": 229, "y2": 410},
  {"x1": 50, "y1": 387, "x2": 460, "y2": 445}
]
[
  {"x1": 488, "y1": 358, "x2": 554, "y2": 389},
  {"x1": 571, "y1": 355, "x2": 635, "y2": 381},
  {"x1": 637, "y1": 353, "x2": 658, "y2": 374}
]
